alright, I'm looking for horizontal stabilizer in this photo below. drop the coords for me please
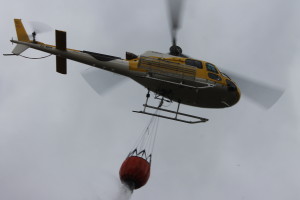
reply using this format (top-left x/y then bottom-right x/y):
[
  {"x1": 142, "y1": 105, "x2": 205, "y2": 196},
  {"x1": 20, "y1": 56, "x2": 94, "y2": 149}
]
[
  {"x1": 12, "y1": 44, "x2": 29, "y2": 55},
  {"x1": 55, "y1": 30, "x2": 66, "y2": 50},
  {"x1": 56, "y1": 56, "x2": 67, "y2": 74},
  {"x1": 55, "y1": 30, "x2": 67, "y2": 74}
]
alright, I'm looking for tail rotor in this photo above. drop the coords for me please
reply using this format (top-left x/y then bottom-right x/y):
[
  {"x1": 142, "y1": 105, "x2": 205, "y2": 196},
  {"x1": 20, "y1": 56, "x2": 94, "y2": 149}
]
[{"x1": 28, "y1": 21, "x2": 53, "y2": 42}]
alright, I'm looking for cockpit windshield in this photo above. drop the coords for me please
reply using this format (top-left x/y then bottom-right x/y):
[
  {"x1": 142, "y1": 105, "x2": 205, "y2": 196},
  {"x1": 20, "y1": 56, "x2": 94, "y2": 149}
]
[{"x1": 221, "y1": 72, "x2": 231, "y2": 79}]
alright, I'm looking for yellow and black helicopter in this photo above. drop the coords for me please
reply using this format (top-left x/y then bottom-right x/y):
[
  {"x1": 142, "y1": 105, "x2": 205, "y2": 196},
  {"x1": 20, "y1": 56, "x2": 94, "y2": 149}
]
[{"x1": 5, "y1": 1, "x2": 283, "y2": 124}]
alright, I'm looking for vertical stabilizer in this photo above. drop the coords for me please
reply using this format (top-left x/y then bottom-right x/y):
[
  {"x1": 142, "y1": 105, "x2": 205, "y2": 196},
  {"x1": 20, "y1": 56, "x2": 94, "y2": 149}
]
[{"x1": 14, "y1": 19, "x2": 30, "y2": 42}]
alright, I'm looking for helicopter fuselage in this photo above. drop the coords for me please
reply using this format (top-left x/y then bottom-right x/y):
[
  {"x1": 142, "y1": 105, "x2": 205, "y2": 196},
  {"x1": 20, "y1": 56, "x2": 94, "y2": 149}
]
[
  {"x1": 11, "y1": 39, "x2": 240, "y2": 108},
  {"x1": 129, "y1": 51, "x2": 240, "y2": 108}
]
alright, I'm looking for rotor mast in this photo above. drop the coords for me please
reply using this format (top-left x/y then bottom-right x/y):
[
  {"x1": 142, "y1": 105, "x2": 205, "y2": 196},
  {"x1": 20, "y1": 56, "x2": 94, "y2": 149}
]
[{"x1": 167, "y1": 0, "x2": 184, "y2": 56}]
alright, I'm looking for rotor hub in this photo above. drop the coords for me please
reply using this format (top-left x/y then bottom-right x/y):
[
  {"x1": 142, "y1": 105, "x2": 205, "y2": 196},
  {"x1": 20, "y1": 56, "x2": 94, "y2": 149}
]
[
  {"x1": 32, "y1": 31, "x2": 37, "y2": 42},
  {"x1": 169, "y1": 45, "x2": 182, "y2": 56}
]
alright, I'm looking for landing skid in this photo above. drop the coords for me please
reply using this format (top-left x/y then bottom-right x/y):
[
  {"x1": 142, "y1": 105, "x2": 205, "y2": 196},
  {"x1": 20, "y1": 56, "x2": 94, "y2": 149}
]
[{"x1": 133, "y1": 91, "x2": 208, "y2": 124}]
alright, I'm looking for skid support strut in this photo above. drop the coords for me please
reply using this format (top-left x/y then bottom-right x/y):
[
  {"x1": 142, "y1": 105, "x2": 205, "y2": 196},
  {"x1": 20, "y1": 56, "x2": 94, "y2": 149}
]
[
  {"x1": 133, "y1": 91, "x2": 208, "y2": 124},
  {"x1": 143, "y1": 90, "x2": 150, "y2": 112}
]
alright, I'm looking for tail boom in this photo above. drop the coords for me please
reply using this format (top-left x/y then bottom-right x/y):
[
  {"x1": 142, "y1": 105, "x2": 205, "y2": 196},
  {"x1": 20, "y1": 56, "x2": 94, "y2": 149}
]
[
  {"x1": 10, "y1": 19, "x2": 130, "y2": 76},
  {"x1": 10, "y1": 39, "x2": 130, "y2": 77}
]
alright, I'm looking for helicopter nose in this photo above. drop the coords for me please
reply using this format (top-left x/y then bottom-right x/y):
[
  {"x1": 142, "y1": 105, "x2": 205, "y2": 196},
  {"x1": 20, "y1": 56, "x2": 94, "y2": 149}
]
[
  {"x1": 223, "y1": 80, "x2": 240, "y2": 107},
  {"x1": 226, "y1": 79, "x2": 237, "y2": 92}
]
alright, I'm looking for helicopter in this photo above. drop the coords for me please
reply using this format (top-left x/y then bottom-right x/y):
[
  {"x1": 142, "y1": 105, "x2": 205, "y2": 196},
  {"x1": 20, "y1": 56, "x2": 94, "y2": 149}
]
[{"x1": 5, "y1": 0, "x2": 283, "y2": 124}]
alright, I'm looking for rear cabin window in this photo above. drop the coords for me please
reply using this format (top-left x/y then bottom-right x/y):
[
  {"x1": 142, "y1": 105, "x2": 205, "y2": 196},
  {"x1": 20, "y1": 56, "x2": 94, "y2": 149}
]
[
  {"x1": 206, "y1": 63, "x2": 219, "y2": 74},
  {"x1": 185, "y1": 59, "x2": 203, "y2": 69}
]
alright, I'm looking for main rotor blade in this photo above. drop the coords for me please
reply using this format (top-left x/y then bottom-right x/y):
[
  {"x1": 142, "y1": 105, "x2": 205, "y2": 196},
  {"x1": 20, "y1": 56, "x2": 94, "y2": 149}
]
[
  {"x1": 81, "y1": 68, "x2": 126, "y2": 95},
  {"x1": 222, "y1": 70, "x2": 284, "y2": 109},
  {"x1": 167, "y1": 0, "x2": 184, "y2": 46}
]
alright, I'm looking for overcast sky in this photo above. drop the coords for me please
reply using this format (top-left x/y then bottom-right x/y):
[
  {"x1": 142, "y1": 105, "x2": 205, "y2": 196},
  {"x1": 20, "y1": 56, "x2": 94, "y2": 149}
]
[{"x1": 1, "y1": 0, "x2": 300, "y2": 200}]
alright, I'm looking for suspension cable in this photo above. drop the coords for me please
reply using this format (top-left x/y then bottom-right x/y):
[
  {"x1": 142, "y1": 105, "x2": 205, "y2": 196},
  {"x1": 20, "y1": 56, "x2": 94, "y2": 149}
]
[{"x1": 130, "y1": 109, "x2": 160, "y2": 163}]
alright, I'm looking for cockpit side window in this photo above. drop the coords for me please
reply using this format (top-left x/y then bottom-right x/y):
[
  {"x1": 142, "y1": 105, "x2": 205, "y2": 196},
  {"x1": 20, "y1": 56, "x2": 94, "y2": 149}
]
[
  {"x1": 206, "y1": 63, "x2": 219, "y2": 74},
  {"x1": 185, "y1": 59, "x2": 203, "y2": 69},
  {"x1": 208, "y1": 73, "x2": 222, "y2": 81}
]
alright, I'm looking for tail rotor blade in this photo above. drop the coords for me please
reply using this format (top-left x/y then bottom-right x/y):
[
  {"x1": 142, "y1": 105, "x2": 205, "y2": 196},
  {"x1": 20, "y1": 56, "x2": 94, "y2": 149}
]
[
  {"x1": 29, "y1": 21, "x2": 53, "y2": 34},
  {"x1": 28, "y1": 21, "x2": 53, "y2": 40}
]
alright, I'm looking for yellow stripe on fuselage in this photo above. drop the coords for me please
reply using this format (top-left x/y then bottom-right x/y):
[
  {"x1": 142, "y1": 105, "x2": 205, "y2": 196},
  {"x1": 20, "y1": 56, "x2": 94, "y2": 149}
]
[{"x1": 128, "y1": 59, "x2": 146, "y2": 72}]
